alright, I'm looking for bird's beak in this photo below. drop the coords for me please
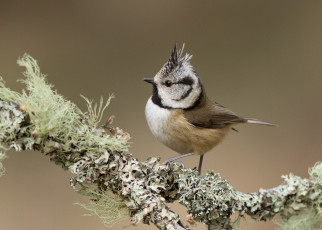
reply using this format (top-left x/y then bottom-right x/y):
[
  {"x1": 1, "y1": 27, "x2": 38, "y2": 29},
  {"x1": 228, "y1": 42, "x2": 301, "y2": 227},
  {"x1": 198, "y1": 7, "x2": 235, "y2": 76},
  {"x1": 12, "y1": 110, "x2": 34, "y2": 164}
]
[{"x1": 143, "y1": 78, "x2": 154, "y2": 84}]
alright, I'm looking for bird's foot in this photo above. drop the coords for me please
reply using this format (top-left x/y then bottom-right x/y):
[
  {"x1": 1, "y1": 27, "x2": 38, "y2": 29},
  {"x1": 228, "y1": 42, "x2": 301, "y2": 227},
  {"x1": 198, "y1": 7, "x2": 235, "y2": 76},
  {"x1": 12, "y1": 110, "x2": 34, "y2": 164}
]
[
  {"x1": 162, "y1": 157, "x2": 183, "y2": 165},
  {"x1": 162, "y1": 153, "x2": 194, "y2": 166}
]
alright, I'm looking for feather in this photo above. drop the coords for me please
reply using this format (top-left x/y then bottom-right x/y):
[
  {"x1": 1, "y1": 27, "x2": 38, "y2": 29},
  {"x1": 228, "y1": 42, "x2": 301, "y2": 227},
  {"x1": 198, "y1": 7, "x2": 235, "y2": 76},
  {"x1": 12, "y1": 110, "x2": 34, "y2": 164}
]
[{"x1": 245, "y1": 118, "x2": 277, "y2": 126}]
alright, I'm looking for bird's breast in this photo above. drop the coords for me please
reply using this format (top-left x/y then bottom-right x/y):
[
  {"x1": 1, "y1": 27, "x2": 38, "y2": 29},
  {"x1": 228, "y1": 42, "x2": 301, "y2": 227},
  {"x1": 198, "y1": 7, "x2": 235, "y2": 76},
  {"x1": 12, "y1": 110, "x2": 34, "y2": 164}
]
[
  {"x1": 145, "y1": 97, "x2": 172, "y2": 146},
  {"x1": 145, "y1": 97, "x2": 230, "y2": 155},
  {"x1": 146, "y1": 97, "x2": 191, "y2": 153}
]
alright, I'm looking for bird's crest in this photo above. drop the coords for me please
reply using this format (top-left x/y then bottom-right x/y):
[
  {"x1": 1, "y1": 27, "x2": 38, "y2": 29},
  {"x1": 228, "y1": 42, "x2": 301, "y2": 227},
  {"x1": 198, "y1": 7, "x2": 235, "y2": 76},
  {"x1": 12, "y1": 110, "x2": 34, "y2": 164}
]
[{"x1": 160, "y1": 43, "x2": 192, "y2": 76}]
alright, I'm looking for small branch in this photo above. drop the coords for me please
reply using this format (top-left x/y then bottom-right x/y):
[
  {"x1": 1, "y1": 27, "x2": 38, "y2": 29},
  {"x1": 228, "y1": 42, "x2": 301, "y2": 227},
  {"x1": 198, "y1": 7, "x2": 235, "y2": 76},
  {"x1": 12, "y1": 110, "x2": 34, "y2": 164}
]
[
  {"x1": 0, "y1": 99, "x2": 190, "y2": 230},
  {"x1": 0, "y1": 99, "x2": 320, "y2": 229},
  {"x1": 0, "y1": 55, "x2": 320, "y2": 229}
]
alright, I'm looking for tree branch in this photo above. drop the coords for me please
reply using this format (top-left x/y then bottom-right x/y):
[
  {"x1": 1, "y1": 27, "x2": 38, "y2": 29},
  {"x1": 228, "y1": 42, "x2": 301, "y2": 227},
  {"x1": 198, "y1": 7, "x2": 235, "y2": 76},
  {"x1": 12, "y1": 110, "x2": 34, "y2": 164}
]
[{"x1": 0, "y1": 54, "x2": 321, "y2": 230}]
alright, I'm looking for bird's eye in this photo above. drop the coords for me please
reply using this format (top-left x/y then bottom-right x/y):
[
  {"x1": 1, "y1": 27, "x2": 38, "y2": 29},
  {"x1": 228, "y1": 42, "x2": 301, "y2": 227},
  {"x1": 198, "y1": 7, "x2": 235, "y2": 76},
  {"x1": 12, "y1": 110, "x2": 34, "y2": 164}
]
[{"x1": 165, "y1": 80, "x2": 173, "y2": 87}]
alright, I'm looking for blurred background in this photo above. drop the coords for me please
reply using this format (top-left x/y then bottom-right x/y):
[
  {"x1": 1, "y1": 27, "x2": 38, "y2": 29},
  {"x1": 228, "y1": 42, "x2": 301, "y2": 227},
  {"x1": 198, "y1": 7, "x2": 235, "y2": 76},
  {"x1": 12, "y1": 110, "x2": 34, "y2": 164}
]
[{"x1": 0, "y1": 1, "x2": 321, "y2": 229}]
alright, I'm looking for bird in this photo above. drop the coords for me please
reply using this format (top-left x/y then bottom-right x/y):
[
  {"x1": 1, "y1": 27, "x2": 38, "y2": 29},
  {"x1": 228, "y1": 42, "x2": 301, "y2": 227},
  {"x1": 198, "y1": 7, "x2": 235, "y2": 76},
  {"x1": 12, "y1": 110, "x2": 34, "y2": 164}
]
[{"x1": 143, "y1": 44, "x2": 275, "y2": 175}]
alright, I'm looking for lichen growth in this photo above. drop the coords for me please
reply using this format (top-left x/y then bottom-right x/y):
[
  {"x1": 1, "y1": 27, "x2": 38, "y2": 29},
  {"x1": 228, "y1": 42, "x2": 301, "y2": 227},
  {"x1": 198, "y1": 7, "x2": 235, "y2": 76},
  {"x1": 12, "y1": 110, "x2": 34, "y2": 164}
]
[
  {"x1": 0, "y1": 150, "x2": 7, "y2": 177},
  {"x1": 277, "y1": 209, "x2": 321, "y2": 230},
  {"x1": 0, "y1": 99, "x2": 30, "y2": 175},
  {"x1": 0, "y1": 57, "x2": 79, "y2": 138},
  {"x1": 80, "y1": 95, "x2": 114, "y2": 128},
  {"x1": 0, "y1": 54, "x2": 128, "y2": 153},
  {"x1": 0, "y1": 54, "x2": 129, "y2": 225},
  {"x1": 75, "y1": 185, "x2": 128, "y2": 227},
  {"x1": 309, "y1": 162, "x2": 322, "y2": 186},
  {"x1": 276, "y1": 162, "x2": 322, "y2": 230},
  {"x1": 0, "y1": 54, "x2": 321, "y2": 230}
]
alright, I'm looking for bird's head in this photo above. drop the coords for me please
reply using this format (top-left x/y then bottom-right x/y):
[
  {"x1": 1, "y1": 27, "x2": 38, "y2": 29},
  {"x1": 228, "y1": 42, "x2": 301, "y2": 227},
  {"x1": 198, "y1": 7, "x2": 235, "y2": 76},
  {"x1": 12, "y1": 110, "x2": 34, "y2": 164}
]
[{"x1": 144, "y1": 44, "x2": 202, "y2": 109}]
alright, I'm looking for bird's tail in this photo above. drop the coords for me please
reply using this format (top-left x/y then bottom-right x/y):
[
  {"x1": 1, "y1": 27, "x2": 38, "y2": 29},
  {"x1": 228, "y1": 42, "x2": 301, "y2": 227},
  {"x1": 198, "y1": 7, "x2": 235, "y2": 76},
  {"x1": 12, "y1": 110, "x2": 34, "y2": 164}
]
[{"x1": 245, "y1": 118, "x2": 277, "y2": 127}]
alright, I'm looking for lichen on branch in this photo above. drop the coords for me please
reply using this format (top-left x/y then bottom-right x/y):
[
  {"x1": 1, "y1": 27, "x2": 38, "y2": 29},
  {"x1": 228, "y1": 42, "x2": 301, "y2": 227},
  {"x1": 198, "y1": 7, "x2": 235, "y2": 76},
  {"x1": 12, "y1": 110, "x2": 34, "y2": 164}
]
[
  {"x1": 0, "y1": 54, "x2": 321, "y2": 230},
  {"x1": 0, "y1": 53, "x2": 128, "y2": 155}
]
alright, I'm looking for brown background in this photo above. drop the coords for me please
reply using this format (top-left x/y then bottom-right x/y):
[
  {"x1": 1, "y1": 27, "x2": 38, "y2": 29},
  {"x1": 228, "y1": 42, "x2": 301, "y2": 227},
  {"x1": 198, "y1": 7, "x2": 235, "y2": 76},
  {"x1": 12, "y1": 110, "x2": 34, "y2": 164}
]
[{"x1": 0, "y1": 1, "x2": 321, "y2": 230}]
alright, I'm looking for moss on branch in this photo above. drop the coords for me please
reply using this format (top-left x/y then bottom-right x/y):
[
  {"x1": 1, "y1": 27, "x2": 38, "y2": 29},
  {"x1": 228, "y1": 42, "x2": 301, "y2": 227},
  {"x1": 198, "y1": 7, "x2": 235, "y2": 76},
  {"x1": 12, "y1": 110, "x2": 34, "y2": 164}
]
[{"x1": 0, "y1": 54, "x2": 320, "y2": 230}]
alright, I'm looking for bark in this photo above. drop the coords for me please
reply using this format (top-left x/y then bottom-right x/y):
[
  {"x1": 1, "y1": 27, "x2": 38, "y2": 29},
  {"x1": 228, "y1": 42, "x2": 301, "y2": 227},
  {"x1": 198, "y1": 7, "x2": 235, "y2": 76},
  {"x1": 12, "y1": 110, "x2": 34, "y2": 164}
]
[{"x1": 0, "y1": 99, "x2": 320, "y2": 230}]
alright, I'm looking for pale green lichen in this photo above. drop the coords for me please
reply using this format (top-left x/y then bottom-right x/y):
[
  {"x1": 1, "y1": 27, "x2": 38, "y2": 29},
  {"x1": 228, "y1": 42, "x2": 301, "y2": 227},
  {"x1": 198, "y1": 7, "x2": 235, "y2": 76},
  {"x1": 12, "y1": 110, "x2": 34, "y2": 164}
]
[
  {"x1": 1, "y1": 54, "x2": 321, "y2": 230},
  {"x1": 309, "y1": 162, "x2": 322, "y2": 186},
  {"x1": 0, "y1": 54, "x2": 130, "y2": 226},
  {"x1": 80, "y1": 95, "x2": 114, "y2": 129},
  {"x1": 0, "y1": 77, "x2": 21, "y2": 102},
  {"x1": 75, "y1": 185, "x2": 128, "y2": 227},
  {"x1": 0, "y1": 53, "x2": 128, "y2": 153},
  {"x1": 0, "y1": 100, "x2": 29, "y2": 175},
  {"x1": 0, "y1": 56, "x2": 80, "y2": 138},
  {"x1": 0, "y1": 151, "x2": 7, "y2": 177},
  {"x1": 170, "y1": 163, "x2": 322, "y2": 229},
  {"x1": 276, "y1": 162, "x2": 322, "y2": 230},
  {"x1": 277, "y1": 209, "x2": 321, "y2": 230}
]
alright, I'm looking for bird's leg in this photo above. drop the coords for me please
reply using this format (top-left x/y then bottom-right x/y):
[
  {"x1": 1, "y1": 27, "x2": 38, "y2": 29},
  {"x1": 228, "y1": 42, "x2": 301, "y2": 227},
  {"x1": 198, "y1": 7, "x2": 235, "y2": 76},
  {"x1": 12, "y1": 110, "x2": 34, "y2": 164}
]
[
  {"x1": 198, "y1": 155, "x2": 204, "y2": 175},
  {"x1": 162, "y1": 152, "x2": 194, "y2": 166}
]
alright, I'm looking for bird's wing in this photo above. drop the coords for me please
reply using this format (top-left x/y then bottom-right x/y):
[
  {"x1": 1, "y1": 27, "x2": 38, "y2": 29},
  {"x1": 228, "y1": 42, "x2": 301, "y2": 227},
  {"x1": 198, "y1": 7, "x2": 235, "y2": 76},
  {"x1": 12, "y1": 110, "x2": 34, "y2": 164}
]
[{"x1": 183, "y1": 101, "x2": 246, "y2": 129}]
